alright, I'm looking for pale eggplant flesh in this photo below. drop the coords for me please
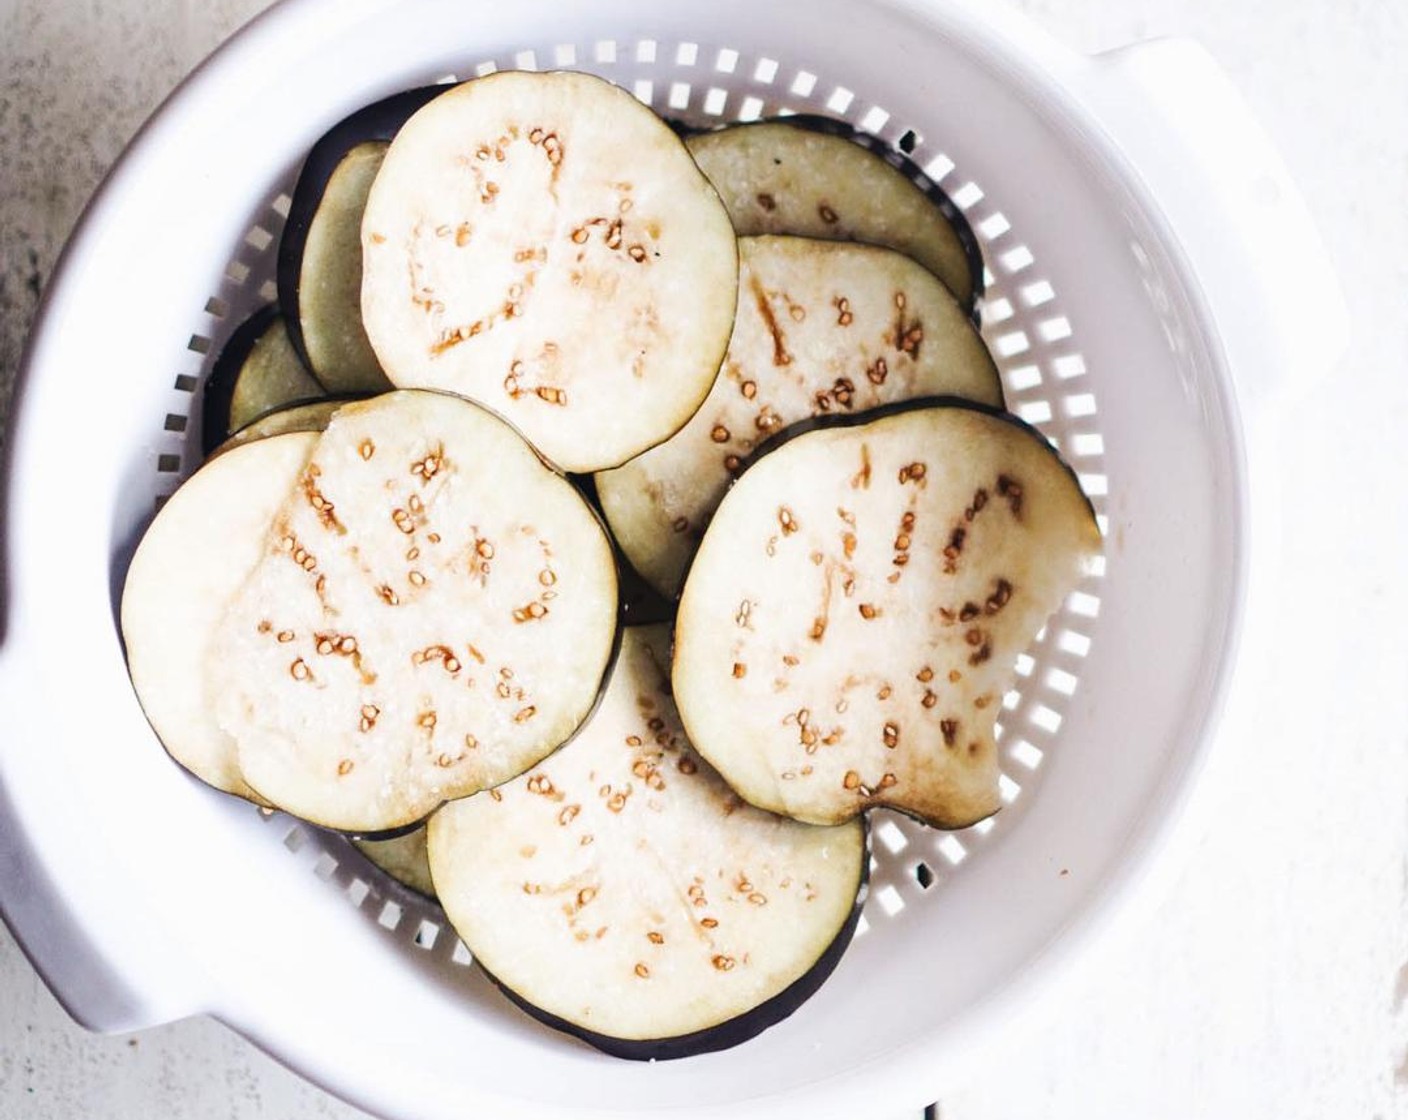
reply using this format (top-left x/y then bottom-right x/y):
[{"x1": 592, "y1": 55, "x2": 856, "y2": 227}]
[
  {"x1": 686, "y1": 118, "x2": 982, "y2": 312},
  {"x1": 595, "y1": 235, "x2": 1002, "y2": 598},
  {"x1": 429, "y1": 625, "x2": 867, "y2": 1059},
  {"x1": 213, "y1": 390, "x2": 620, "y2": 833},
  {"x1": 672, "y1": 399, "x2": 1101, "y2": 829},
  {"x1": 359, "y1": 71, "x2": 739, "y2": 473},
  {"x1": 121, "y1": 432, "x2": 321, "y2": 802}
]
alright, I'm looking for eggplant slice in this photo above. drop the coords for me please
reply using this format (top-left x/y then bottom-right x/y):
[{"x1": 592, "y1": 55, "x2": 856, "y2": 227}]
[
  {"x1": 213, "y1": 390, "x2": 620, "y2": 833},
  {"x1": 293, "y1": 142, "x2": 394, "y2": 393},
  {"x1": 429, "y1": 625, "x2": 866, "y2": 1059},
  {"x1": 596, "y1": 236, "x2": 1002, "y2": 597},
  {"x1": 121, "y1": 432, "x2": 320, "y2": 802},
  {"x1": 673, "y1": 401, "x2": 1101, "y2": 829},
  {"x1": 359, "y1": 71, "x2": 739, "y2": 473},
  {"x1": 201, "y1": 306, "x2": 325, "y2": 454},
  {"x1": 687, "y1": 120, "x2": 977, "y2": 309},
  {"x1": 354, "y1": 828, "x2": 435, "y2": 898},
  {"x1": 279, "y1": 86, "x2": 445, "y2": 393},
  {"x1": 218, "y1": 398, "x2": 345, "y2": 453}
]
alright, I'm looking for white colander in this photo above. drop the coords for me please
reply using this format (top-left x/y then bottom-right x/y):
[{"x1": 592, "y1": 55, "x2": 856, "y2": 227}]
[{"x1": 0, "y1": 0, "x2": 1346, "y2": 1117}]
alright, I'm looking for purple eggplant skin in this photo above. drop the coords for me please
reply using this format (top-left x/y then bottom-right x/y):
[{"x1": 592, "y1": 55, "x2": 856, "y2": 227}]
[
  {"x1": 200, "y1": 304, "x2": 280, "y2": 456},
  {"x1": 480, "y1": 820, "x2": 870, "y2": 1061},
  {"x1": 681, "y1": 113, "x2": 985, "y2": 322},
  {"x1": 276, "y1": 85, "x2": 447, "y2": 373}
]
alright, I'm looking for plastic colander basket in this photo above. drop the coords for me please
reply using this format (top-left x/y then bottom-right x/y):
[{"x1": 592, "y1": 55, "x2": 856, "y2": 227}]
[{"x1": 0, "y1": 1, "x2": 1347, "y2": 1117}]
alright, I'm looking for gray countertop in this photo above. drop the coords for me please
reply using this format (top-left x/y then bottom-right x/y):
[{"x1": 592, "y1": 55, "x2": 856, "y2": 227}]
[{"x1": 3, "y1": 0, "x2": 1406, "y2": 1117}]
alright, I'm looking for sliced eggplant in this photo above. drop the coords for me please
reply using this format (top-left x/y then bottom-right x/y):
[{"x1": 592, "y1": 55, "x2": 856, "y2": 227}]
[
  {"x1": 201, "y1": 307, "x2": 325, "y2": 454},
  {"x1": 121, "y1": 432, "x2": 320, "y2": 802},
  {"x1": 673, "y1": 401, "x2": 1101, "y2": 829},
  {"x1": 428, "y1": 625, "x2": 866, "y2": 1059},
  {"x1": 213, "y1": 390, "x2": 619, "y2": 833},
  {"x1": 279, "y1": 86, "x2": 445, "y2": 393},
  {"x1": 359, "y1": 71, "x2": 739, "y2": 473},
  {"x1": 687, "y1": 120, "x2": 977, "y2": 309},
  {"x1": 292, "y1": 142, "x2": 393, "y2": 393},
  {"x1": 218, "y1": 398, "x2": 345, "y2": 453},
  {"x1": 596, "y1": 236, "x2": 1002, "y2": 597},
  {"x1": 354, "y1": 828, "x2": 435, "y2": 898}
]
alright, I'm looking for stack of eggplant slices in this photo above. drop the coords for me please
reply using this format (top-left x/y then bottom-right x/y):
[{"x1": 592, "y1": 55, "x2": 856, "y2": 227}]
[{"x1": 123, "y1": 71, "x2": 1101, "y2": 1059}]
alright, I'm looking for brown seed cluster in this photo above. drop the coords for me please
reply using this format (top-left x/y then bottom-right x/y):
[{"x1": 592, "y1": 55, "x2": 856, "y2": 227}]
[
  {"x1": 512, "y1": 601, "x2": 550, "y2": 623},
  {"x1": 755, "y1": 406, "x2": 783, "y2": 433},
  {"x1": 943, "y1": 525, "x2": 967, "y2": 575},
  {"x1": 892, "y1": 510, "x2": 915, "y2": 575},
  {"x1": 281, "y1": 534, "x2": 318, "y2": 573},
  {"x1": 964, "y1": 486, "x2": 990, "y2": 522},
  {"x1": 301, "y1": 473, "x2": 342, "y2": 532},
  {"x1": 986, "y1": 578, "x2": 1014, "y2": 614},
  {"x1": 997, "y1": 473, "x2": 1025, "y2": 517},
  {"x1": 410, "y1": 446, "x2": 444, "y2": 482}
]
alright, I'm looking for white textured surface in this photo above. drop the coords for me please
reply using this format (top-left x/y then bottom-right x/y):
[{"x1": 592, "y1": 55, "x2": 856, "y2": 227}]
[{"x1": 2, "y1": 1, "x2": 1406, "y2": 1118}]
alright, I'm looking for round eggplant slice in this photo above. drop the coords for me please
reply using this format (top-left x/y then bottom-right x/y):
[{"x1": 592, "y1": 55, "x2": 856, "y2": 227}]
[
  {"x1": 228, "y1": 314, "x2": 326, "y2": 432},
  {"x1": 279, "y1": 86, "x2": 446, "y2": 393},
  {"x1": 359, "y1": 71, "x2": 739, "y2": 474},
  {"x1": 354, "y1": 827, "x2": 434, "y2": 898},
  {"x1": 201, "y1": 306, "x2": 325, "y2": 454},
  {"x1": 596, "y1": 236, "x2": 1002, "y2": 597},
  {"x1": 214, "y1": 390, "x2": 619, "y2": 833},
  {"x1": 217, "y1": 398, "x2": 345, "y2": 453},
  {"x1": 294, "y1": 142, "x2": 394, "y2": 393},
  {"x1": 429, "y1": 625, "x2": 866, "y2": 1059},
  {"x1": 687, "y1": 121, "x2": 976, "y2": 309},
  {"x1": 121, "y1": 432, "x2": 320, "y2": 802},
  {"x1": 673, "y1": 401, "x2": 1102, "y2": 829}
]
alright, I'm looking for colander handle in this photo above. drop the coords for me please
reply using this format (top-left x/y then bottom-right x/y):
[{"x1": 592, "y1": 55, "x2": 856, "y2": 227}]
[{"x1": 1085, "y1": 37, "x2": 1348, "y2": 415}]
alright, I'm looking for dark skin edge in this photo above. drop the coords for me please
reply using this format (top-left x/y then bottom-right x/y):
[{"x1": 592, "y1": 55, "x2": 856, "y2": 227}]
[
  {"x1": 276, "y1": 85, "x2": 447, "y2": 374},
  {"x1": 477, "y1": 817, "x2": 870, "y2": 1061},
  {"x1": 199, "y1": 303, "x2": 281, "y2": 455}
]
